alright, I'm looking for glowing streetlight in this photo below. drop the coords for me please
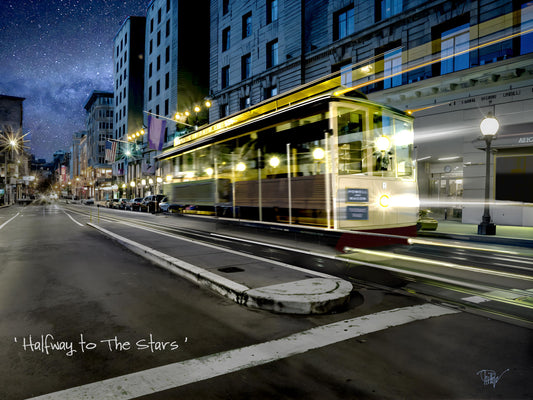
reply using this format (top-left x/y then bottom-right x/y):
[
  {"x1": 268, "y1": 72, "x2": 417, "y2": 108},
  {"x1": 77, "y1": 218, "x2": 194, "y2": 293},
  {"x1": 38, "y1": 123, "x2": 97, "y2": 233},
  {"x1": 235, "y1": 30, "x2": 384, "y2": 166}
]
[{"x1": 477, "y1": 112, "x2": 499, "y2": 235}]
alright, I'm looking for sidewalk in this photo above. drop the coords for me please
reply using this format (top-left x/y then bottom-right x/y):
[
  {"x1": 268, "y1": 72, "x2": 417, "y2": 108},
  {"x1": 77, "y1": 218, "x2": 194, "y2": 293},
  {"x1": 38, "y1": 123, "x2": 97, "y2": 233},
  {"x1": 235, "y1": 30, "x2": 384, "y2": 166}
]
[
  {"x1": 418, "y1": 220, "x2": 533, "y2": 248},
  {"x1": 87, "y1": 220, "x2": 353, "y2": 315}
]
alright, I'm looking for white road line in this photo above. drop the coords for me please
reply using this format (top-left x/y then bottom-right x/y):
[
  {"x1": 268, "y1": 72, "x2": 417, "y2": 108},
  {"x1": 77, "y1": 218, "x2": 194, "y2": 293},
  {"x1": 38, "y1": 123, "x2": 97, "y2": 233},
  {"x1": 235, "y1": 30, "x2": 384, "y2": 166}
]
[
  {"x1": 0, "y1": 212, "x2": 20, "y2": 230},
  {"x1": 28, "y1": 304, "x2": 458, "y2": 400},
  {"x1": 63, "y1": 211, "x2": 84, "y2": 227}
]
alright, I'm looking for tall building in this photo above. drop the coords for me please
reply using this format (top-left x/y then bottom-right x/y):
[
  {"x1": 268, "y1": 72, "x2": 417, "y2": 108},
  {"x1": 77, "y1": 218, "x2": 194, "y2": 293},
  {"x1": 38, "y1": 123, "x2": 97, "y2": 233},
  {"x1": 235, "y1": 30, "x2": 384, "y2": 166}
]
[
  {"x1": 83, "y1": 90, "x2": 114, "y2": 200},
  {"x1": 139, "y1": 0, "x2": 209, "y2": 196},
  {"x1": 208, "y1": 0, "x2": 533, "y2": 227},
  {"x1": 0, "y1": 94, "x2": 25, "y2": 205},
  {"x1": 113, "y1": 16, "x2": 146, "y2": 196}
]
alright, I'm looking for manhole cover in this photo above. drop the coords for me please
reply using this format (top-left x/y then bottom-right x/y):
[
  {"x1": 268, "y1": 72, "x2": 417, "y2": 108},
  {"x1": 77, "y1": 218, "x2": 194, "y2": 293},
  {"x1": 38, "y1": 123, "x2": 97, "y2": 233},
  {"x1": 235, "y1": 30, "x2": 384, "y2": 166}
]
[{"x1": 218, "y1": 266, "x2": 245, "y2": 273}]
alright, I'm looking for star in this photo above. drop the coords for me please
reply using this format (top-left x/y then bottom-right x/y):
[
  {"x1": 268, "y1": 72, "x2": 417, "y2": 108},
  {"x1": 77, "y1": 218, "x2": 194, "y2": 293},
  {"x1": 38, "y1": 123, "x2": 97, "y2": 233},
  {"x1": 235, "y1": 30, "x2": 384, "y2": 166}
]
[{"x1": 0, "y1": 0, "x2": 149, "y2": 161}]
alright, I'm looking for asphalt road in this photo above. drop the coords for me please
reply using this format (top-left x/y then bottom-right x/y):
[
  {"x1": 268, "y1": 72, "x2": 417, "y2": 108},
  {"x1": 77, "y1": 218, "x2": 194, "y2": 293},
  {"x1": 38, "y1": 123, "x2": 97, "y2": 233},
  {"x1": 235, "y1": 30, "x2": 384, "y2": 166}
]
[{"x1": 1, "y1": 204, "x2": 532, "y2": 399}]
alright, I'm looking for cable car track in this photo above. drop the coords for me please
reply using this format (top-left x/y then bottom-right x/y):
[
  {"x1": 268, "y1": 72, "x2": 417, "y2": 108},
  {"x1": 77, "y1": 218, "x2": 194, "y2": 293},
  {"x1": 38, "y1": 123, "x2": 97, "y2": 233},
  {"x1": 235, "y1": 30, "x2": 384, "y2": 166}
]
[{"x1": 64, "y1": 204, "x2": 533, "y2": 328}]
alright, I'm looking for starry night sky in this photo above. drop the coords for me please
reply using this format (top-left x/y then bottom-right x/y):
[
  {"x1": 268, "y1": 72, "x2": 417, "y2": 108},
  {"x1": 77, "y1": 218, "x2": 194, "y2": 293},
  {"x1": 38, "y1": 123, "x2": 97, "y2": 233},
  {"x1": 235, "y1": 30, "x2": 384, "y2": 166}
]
[{"x1": 0, "y1": 0, "x2": 149, "y2": 161}]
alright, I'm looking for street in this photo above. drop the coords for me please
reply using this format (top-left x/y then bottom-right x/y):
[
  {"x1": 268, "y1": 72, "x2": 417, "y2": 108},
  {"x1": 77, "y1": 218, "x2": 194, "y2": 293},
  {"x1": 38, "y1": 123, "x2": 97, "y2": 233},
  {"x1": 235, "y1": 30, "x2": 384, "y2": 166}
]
[{"x1": 0, "y1": 204, "x2": 532, "y2": 400}]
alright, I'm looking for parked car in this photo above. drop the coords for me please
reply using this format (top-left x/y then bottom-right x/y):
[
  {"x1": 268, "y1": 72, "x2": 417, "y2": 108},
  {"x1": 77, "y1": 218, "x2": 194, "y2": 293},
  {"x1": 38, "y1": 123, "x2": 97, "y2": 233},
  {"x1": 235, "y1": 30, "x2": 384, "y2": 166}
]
[
  {"x1": 106, "y1": 198, "x2": 119, "y2": 208},
  {"x1": 116, "y1": 198, "x2": 129, "y2": 209},
  {"x1": 128, "y1": 197, "x2": 144, "y2": 211},
  {"x1": 158, "y1": 197, "x2": 171, "y2": 212},
  {"x1": 83, "y1": 198, "x2": 94, "y2": 205},
  {"x1": 140, "y1": 194, "x2": 166, "y2": 213}
]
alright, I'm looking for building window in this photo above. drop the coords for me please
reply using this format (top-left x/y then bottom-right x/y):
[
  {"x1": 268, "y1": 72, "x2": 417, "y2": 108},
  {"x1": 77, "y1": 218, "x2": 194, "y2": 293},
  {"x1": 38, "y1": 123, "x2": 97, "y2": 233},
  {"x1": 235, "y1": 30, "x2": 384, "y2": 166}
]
[
  {"x1": 150, "y1": 18, "x2": 154, "y2": 33},
  {"x1": 334, "y1": 6, "x2": 355, "y2": 40},
  {"x1": 340, "y1": 63, "x2": 352, "y2": 88},
  {"x1": 220, "y1": 103, "x2": 229, "y2": 118},
  {"x1": 383, "y1": 48, "x2": 402, "y2": 88},
  {"x1": 519, "y1": 1, "x2": 533, "y2": 54},
  {"x1": 156, "y1": 80, "x2": 161, "y2": 96},
  {"x1": 242, "y1": 12, "x2": 252, "y2": 39},
  {"x1": 267, "y1": 0, "x2": 278, "y2": 24},
  {"x1": 149, "y1": 62, "x2": 153, "y2": 78},
  {"x1": 157, "y1": 55, "x2": 161, "y2": 71},
  {"x1": 223, "y1": 0, "x2": 229, "y2": 15},
  {"x1": 241, "y1": 53, "x2": 251, "y2": 80},
  {"x1": 165, "y1": 72, "x2": 169, "y2": 89},
  {"x1": 166, "y1": 46, "x2": 170, "y2": 63},
  {"x1": 165, "y1": 99, "x2": 169, "y2": 116},
  {"x1": 149, "y1": 86, "x2": 152, "y2": 101},
  {"x1": 158, "y1": 8, "x2": 162, "y2": 24},
  {"x1": 264, "y1": 86, "x2": 278, "y2": 99},
  {"x1": 150, "y1": 39, "x2": 153, "y2": 54},
  {"x1": 240, "y1": 96, "x2": 251, "y2": 110},
  {"x1": 376, "y1": 0, "x2": 403, "y2": 21},
  {"x1": 125, "y1": 33, "x2": 127, "y2": 45},
  {"x1": 166, "y1": 19, "x2": 170, "y2": 37},
  {"x1": 440, "y1": 23, "x2": 470, "y2": 75},
  {"x1": 222, "y1": 27, "x2": 231, "y2": 51},
  {"x1": 157, "y1": 30, "x2": 161, "y2": 47},
  {"x1": 266, "y1": 39, "x2": 278, "y2": 68},
  {"x1": 167, "y1": 0, "x2": 171, "y2": 12},
  {"x1": 222, "y1": 65, "x2": 230, "y2": 89}
]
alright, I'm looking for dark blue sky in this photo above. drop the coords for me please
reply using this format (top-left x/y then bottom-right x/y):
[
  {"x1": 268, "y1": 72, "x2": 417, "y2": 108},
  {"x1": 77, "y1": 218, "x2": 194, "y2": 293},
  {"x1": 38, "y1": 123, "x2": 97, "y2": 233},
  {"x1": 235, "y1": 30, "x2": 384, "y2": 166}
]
[{"x1": 0, "y1": 0, "x2": 149, "y2": 161}]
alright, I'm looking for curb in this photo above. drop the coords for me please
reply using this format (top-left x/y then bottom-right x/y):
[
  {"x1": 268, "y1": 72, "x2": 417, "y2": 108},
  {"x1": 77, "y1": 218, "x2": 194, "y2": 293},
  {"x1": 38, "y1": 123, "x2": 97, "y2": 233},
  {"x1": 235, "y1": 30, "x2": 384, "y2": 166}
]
[
  {"x1": 87, "y1": 223, "x2": 352, "y2": 314},
  {"x1": 418, "y1": 231, "x2": 533, "y2": 248}
]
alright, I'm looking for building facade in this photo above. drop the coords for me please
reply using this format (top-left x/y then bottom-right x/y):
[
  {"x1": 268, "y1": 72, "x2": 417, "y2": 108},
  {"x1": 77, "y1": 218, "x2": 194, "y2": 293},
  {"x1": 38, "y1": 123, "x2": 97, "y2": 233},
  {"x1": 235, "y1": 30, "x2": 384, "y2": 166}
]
[
  {"x1": 208, "y1": 0, "x2": 533, "y2": 227},
  {"x1": 83, "y1": 90, "x2": 114, "y2": 200},
  {"x1": 0, "y1": 94, "x2": 26, "y2": 205},
  {"x1": 113, "y1": 16, "x2": 146, "y2": 197},
  {"x1": 137, "y1": 0, "x2": 210, "y2": 197}
]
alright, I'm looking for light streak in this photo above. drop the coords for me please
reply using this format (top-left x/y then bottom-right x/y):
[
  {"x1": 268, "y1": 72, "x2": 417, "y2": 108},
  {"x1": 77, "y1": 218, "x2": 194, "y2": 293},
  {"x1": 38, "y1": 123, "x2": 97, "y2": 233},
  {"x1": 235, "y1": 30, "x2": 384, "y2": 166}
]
[{"x1": 343, "y1": 247, "x2": 532, "y2": 280}]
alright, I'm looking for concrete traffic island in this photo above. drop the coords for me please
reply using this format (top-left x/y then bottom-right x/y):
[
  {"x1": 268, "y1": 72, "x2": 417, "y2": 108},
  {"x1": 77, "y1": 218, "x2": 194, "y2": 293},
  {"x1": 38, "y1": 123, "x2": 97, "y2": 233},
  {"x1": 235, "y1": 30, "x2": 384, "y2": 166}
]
[
  {"x1": 244, "y1": 278, "x2": 353, "y2": 314},
  {"x1": 87, "y1": 222, "x2": 353, "y2": 315}
]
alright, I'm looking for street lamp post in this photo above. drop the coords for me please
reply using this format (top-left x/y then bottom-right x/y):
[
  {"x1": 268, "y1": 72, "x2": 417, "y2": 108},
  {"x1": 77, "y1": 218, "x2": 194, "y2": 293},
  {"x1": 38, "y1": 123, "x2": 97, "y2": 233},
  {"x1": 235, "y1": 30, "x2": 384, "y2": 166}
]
[{"x1": 477, "y1": 112, "x2": 499, "y2": 235}]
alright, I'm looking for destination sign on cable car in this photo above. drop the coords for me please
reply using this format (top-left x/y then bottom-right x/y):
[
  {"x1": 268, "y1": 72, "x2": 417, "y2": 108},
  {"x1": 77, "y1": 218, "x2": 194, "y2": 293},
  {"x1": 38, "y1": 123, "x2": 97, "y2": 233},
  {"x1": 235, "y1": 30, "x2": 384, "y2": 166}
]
[
  {"x1": 346, "y1": 188, "x2": 368, "y2": 202},
  {"x1": 346, "y1": 206, "x2": 369, "y2": 220}
]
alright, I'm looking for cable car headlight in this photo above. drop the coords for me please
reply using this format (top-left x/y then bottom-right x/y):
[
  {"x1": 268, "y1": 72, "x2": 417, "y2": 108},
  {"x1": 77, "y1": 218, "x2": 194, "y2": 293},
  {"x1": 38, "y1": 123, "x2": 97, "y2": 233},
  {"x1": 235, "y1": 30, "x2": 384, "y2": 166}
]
[
  {"x1": 236, "y1": 162, "x2": 246, "y2": 172},
  {"x1": 313, "y1": 147, "x2": 325, "y2": 160},
  {"x1": 379, "y1": 194, "x2": 390, "y2": 208},
  {"x1": 269, "y1": 156, "x2": 280, "y2": 168}
]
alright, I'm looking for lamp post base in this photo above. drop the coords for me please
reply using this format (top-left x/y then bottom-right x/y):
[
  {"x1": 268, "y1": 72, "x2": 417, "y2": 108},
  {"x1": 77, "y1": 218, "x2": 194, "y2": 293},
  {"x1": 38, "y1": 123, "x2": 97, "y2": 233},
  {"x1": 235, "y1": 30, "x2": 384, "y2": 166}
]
[{"x1": 477, "y1": 222, "x2": 496, "y2": 235}]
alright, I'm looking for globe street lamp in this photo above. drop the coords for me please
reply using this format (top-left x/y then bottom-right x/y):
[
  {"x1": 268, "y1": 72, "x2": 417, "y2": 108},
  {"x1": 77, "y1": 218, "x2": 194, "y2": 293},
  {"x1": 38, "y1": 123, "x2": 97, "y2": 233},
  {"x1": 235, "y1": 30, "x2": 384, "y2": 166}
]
[{"x1": 477, "y1": 112, "x2": 499, "y2": 235}]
